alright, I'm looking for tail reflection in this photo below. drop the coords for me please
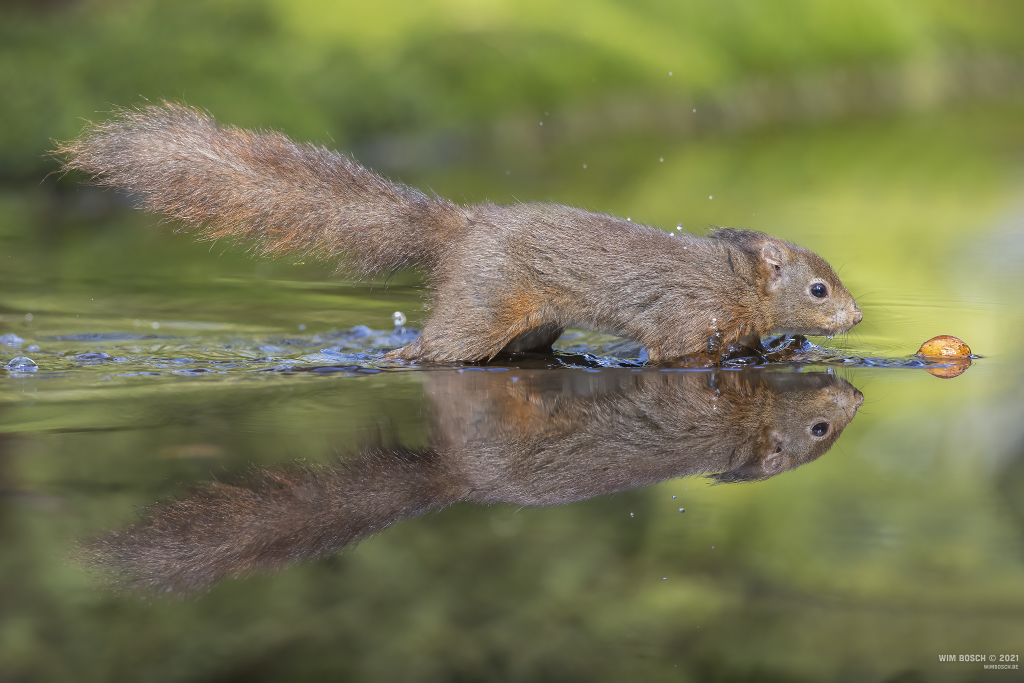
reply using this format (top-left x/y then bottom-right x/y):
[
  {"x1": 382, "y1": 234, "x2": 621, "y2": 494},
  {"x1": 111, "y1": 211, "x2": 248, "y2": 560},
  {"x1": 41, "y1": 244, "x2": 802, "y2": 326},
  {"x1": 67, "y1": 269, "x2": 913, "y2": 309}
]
[{"x1": 86, "y1": 369, "x2": 863, "y2": 594}]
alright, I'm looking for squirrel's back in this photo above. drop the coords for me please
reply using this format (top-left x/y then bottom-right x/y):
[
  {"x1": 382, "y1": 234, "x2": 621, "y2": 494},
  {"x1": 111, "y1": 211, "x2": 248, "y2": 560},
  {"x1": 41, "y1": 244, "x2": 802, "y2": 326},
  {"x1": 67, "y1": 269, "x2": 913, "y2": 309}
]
[{"x1": 57, "y1": 103, "x2": 468, "y2": 277}]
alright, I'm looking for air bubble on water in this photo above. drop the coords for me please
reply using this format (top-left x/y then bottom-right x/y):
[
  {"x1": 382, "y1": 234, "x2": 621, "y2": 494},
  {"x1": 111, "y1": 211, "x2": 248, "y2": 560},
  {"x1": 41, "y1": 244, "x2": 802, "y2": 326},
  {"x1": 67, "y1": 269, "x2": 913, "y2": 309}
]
[
  {"x1": 298, "y1": 324, "x2": 306, "y2": 331},
  {"x1": 392, "y1": 311, "x2": 407, "y2": 327},
  {"x1": 0, "y1": 333, "x2": 23, "y2": 347},
  {"x1": 6, "y1": 357, "x2": 37, "y2": 371},
  {"x1": 151, "y1": 322, "x2": 160, "y2": 330}
]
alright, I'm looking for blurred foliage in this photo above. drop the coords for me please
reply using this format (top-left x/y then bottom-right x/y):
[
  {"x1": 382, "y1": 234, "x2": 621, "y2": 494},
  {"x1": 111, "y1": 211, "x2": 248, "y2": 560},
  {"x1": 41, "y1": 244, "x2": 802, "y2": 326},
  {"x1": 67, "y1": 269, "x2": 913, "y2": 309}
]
[{"x1": 2, "y1": 0, "x2": 1024, "y2": 180}]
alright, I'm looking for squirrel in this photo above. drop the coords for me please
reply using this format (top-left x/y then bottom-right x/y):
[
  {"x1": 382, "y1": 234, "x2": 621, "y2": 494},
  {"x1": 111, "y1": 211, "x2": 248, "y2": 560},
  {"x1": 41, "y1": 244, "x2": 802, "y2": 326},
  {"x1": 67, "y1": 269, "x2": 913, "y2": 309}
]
[
  {"x1": 83, "y1": 368, "x2": 863, "y2": 593},
  {"x1": 56, "y1": 102, "x2": 863, "y2": 362}
]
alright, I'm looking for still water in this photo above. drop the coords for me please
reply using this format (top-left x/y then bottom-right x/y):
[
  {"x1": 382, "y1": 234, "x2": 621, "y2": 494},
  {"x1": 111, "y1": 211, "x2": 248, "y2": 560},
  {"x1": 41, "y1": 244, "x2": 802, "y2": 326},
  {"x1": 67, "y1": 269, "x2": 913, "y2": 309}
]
[{"x1": 2, "y1": 106, "x2": 1023, "y2": 681}]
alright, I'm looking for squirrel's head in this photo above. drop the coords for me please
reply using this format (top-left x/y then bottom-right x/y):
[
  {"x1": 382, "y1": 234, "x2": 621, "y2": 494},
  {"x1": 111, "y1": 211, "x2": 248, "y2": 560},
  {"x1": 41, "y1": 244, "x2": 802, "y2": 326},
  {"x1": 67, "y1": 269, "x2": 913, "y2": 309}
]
[{"x1": 711, "y1": 229, "x2": 862, "y2": 338}]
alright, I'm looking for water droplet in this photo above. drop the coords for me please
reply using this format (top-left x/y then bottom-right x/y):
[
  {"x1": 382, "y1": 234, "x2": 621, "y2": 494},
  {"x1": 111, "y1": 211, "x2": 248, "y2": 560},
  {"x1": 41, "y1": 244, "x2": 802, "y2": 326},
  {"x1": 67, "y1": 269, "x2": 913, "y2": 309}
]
[
  {"x1": 6, "y1": 356, "x2": 37, "y2": 371},
  {"x1": 392, "y1": 311, "x2": 407, "y2": 326},
  {"x1": 672, "y1": 495, "x2": 677, "y2": 499},
  {"x1": 659, "y1": 157, "x2": 664, "y2": 162},
  {"x1": 630, "y1": 512, "x2": 634, "y2": 517},
  {"x1": 679, "y1": 508, "x2": 685, "y2": 513},
  {"x1": 627, "y1": 217, "x2": 631, "y2": 221},
  {"x1": 151, "y1": 322, "x2": 160, "y2": 330},
  {"x1": 539, "y1": 121, "x2": 543, "y2": 126},
  {"x1": 709, "y1": 195, "x2": 713, "y2": 200},
  {"x1": 663, "y1": 577, "x2": 668, "y2": 580},
  {"x1": 582, "y1": 163, "x2": 587, "y2": 169},
  {"x1": 676, "y1": 224, "x2": 682, "y2": 230},
  {"x1": 24, "y1": 313, "x2": 33, "y2": 322},
  {"x1": 668, "y1": 71, "x2": 673, "y2": 76},
  {"x1": 693, "y1": 108, "x2": 696, "y2": 113},
  {"x1": 298, "y1": 323, "x2": 306, "y2": 331},
  {"x1": 706, "y1": 332, "x2": 723, "y2": 354}
]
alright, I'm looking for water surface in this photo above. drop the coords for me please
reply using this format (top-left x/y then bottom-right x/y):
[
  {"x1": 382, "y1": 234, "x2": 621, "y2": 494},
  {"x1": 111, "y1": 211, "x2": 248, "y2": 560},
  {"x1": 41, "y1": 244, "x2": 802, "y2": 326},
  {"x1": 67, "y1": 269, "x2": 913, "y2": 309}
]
[{"x1": 2, "y1": 107, "x2": 1023, "y2": 681}]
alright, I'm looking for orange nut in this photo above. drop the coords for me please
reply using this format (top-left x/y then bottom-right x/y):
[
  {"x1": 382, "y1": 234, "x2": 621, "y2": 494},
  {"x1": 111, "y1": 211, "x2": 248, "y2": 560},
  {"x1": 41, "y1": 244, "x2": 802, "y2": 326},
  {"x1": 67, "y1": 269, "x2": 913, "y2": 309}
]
[
  {"x1": 917, "y1": 335, "x2": 972, "y2": 379},
  {"x1": 917, "y1": 335, "x2": 971, "y2": 358}
]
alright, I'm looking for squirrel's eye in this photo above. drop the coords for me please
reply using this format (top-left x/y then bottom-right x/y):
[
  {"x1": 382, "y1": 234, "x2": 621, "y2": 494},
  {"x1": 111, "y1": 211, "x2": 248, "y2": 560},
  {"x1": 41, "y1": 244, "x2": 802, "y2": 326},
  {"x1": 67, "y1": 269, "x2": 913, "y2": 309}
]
[
  {"x1": 810, "y1": 422, "x2": 829, "y2": 437},
  {"x1": 810, "y1": 283, "x2": 828, "y2": 298}
]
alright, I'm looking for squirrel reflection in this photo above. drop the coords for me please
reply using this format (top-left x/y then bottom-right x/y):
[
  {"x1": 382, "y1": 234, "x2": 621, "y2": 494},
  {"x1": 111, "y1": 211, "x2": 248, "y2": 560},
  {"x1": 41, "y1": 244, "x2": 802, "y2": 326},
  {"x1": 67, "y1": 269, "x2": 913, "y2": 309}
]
[{"x1": 86, "y1": 369, "x2": 862, "y2": 593}]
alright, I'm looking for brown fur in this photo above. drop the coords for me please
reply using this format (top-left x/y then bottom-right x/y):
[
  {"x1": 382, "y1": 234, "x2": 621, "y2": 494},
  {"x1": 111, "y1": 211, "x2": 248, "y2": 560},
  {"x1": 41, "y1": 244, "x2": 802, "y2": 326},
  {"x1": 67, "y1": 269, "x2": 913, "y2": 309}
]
[
  {"x1": 84, "y1": 368, "x2": 862, "y2": 594},
  {"x1": 57, "y1": 102, "x2": 862, "y2": 362}
]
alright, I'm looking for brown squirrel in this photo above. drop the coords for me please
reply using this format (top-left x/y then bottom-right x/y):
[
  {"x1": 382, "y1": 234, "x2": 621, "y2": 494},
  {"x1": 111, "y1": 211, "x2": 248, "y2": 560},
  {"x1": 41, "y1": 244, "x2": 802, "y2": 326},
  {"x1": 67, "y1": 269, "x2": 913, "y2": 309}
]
[
  {"x1": 57, "y1": 102, "x2": 863, "y2": 362},
  {"x1": 84, "y1": 368, "x2": 863, "y2": 593}
]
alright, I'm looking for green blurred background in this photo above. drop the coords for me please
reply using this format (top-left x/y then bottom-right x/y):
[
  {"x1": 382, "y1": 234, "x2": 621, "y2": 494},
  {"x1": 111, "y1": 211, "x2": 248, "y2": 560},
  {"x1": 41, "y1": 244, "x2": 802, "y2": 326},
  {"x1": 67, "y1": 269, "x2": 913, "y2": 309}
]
[{"x1": 3, "y1": 1, "x2": 1024, "y2": 681}]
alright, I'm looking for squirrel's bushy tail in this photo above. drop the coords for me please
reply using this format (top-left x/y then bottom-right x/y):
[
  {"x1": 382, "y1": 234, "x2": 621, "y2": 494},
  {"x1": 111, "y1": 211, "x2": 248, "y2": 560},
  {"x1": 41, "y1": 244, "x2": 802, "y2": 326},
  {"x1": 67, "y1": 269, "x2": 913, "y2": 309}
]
[{"x1": 56, "y1": 102, "x2": 468, "y2": 275}]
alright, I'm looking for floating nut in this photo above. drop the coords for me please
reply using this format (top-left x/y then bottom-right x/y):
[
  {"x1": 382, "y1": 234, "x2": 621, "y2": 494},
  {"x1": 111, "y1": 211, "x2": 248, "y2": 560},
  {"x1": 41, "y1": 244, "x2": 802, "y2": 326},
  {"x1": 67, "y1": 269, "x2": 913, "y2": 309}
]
[
  {"x1": 917, "y1": 335, "x2": 971, "y2": 358},
  {"x1": 917, "y1": 335, "x2": 972, "y2": 379}
]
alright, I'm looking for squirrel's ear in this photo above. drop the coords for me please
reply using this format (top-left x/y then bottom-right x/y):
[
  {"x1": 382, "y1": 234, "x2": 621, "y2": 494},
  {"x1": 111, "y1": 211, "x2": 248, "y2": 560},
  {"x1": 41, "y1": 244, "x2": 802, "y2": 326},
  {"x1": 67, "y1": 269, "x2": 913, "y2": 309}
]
[
  {"x1": 757, "y1": 430, "x2": 786, "y2": 479},
  {"x1": 759, "y1": 428, "x2": 789, "y2": 477},
  {"x1": 760, "y1": 241, "x2": 789, "y2": 290},
  {"x1": 707, "y1": 428, "x2": 789, "y2": 484}
]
